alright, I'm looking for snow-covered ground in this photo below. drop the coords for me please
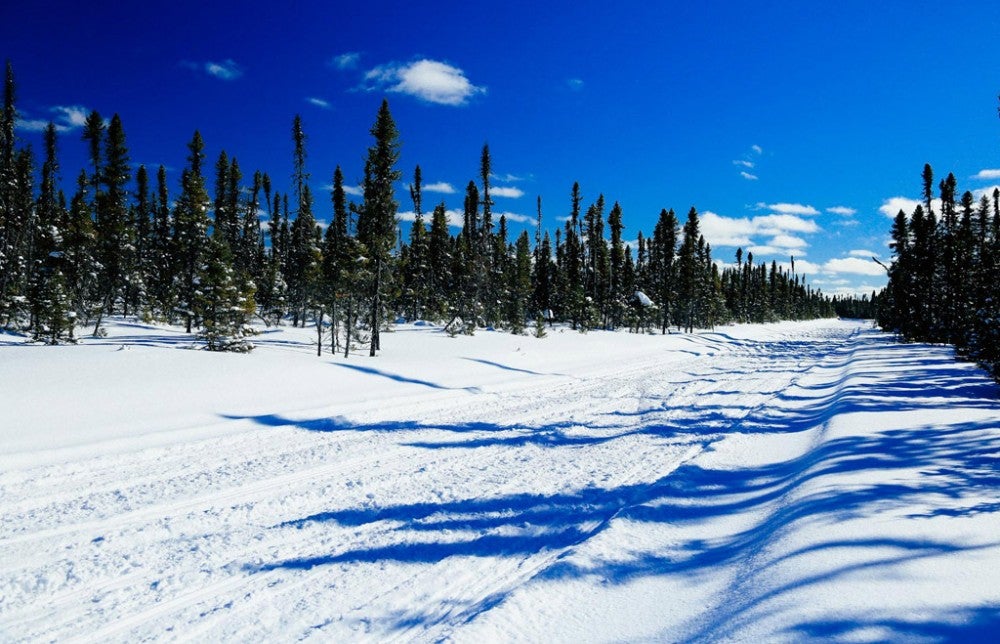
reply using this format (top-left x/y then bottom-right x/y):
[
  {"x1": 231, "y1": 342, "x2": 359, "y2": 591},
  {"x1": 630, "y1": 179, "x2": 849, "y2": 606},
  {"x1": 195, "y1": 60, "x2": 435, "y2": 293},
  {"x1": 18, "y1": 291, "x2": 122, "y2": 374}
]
[{"x1": 2, "y1": 318, "x2": 999, "y2": 642}]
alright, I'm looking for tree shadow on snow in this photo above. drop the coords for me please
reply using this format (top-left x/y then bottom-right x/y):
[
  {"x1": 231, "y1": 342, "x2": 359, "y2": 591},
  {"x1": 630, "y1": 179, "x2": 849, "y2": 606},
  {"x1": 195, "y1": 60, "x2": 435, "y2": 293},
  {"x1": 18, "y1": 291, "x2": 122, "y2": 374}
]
[{"x1": 240, "y1": 330, "x2": 1000, "y2": 639}]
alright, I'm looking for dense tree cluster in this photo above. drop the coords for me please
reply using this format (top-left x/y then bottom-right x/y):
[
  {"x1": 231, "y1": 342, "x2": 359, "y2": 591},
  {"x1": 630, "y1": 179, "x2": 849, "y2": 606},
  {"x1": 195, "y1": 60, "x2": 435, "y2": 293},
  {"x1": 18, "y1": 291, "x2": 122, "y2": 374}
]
[
  {"x1": 878, "y1": 162, "x2": 1000, "y2": 379},
  {"x1": 0, "y1": 62, "x2": 837, "y2": 353}
]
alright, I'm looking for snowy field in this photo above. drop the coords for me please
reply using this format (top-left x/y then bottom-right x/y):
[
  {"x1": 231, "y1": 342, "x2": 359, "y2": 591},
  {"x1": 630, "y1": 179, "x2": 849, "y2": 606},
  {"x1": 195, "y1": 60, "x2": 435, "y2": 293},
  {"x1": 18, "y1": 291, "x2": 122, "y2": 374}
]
[{"x1": 2, "y1": 318, "x2": 999, "y2": 642}]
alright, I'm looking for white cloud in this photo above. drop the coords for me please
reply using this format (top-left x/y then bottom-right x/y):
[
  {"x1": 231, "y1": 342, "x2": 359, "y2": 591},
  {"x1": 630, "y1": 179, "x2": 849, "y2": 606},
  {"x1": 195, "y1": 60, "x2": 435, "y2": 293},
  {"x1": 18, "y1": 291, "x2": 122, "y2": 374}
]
[
  {"x1": 423, "y1": 182, "x2": 455, "y2": 194},
  {"x1": 824, "y1": 257, "x2": 886, "y2": 276},
  {"x1": 307, "y1": 97, "x2": 331, "y2": 109},
  {"x1": 749, "y1": 245, "x2": 790, "y2": 257},
  {"x1": 491, "y1": 186, "x2": 524, "y2": 199},
  {"x1": 826, "y1": 206, "x2": 856, "y2": 216},
  {"x1": 973, "y1": 169, "x2": 1000, "y2": 180},
  {"x1": 740, "y1": 172, "x2": 758, "y2": 181},
  {"x1": 972, "y1": 184, "x2": 1000, "y2": 200},
  {"x1": 878, "y1": 196, "x2": 943, "y2": 218},
  {"x1": 849, "y1": 249, "x2": 877, "y2": 258},
  {"x1": 783, "y1": 259, "x2": 822, "y2": 275},
  {"x1": 733, "y1": 160, "x2": 755, "y2": 169},
  {"x1": 51, "y1": 105, "x2": 89, "y2": 128},
  {"x1": 324, "y1": 183, "x2": 364, "y2": 197},
  {"x1": 15, "y1": 118, "x2": 51, "y2": 132},
  {"x1": 204, "y1": 59, "x2": 243, "y2": 80},
  {"x1": 330, "y1": 52, "x2": 360, "y2": 70},
  {"x1": 700, "y1": 211, "x2": 819, "y2": 251},
  {"x1": 16, "y1": 105, "x2": 93, "y2": 132},
  {"x1": 753, "y1": 214, "x2": 820, "y2": 234},
  {"x1": 399, "y1": 209, "x2": 463, "y2": 228},
  {"x1": 757, "y1": 202, "x2": 820, "y2": 216},
  {"x1": 567, "y1": 78, "x2": 584, "y2": 91},
  {"x1": 769, "y1": 234, "x2": 808, "y2": 249},
  {"x1": 752, "y1": 144, "x2": 763, "y2": 155},
  {"x1": 491, "y1": 172, "x2": 524, "y2": 183},
  {"x1": 495, "y1": 211, "x2": 532, "y2": 224},
  {"x1": 364, "y1": 59, "x2": 485, "y2": 106}
]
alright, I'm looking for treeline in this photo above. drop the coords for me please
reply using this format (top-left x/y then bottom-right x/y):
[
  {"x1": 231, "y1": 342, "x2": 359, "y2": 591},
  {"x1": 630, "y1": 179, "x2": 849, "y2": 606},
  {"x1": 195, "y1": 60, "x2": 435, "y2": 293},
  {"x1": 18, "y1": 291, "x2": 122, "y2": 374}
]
[
  {"x1": 878, "y1": 162, "x2": 1000, "y2": 378},
  {"x1": 0, "y1": 62, "x2": 837, "y2": 353}
]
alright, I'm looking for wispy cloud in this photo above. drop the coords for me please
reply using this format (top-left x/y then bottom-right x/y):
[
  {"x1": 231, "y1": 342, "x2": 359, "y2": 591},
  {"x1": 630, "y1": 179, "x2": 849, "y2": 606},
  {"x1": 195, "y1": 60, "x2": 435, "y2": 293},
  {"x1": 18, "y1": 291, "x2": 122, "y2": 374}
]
[
  {"x1": 183, "y1": 59, "x2": 243, "y2": 80},
  {"x1": 491, "y1": 186, "x2": 524, "y2": 199},
  {"x1": 16, "y1": 104, "x2": 92, "y2": 132},
  {"x1": 323, "y1": 183, "x2": 364, "y2": 197},
  {"x1": 307, "y1": 97, "x2": 332, "y2": 109},
  {"x1": 826, "y1": 206, "x2": 857, "y2": 216},
  {"x1": 734, "y1": 145, "x2": 764, "y2": 179},
  {"x1": 496, "y1": 211, "x2": 532, "y2": 224},
  {"x1": 423, "y1": 182, "x2": 455, "y2": 194},
  {"x1": 972, "y1": 184, "x2": 1000, "y2": 200},
  {"x1": 700, "y1": 211, "x2": 820, "y2": 253},
  {"x1": 567, "y1": 78, "x2": 584, "y2": 91},
  {"x1": 878, "y1": 196, "x2": 942, "y2": 218},
  {"x1": 399, "y1": 209, "x2": 463, "y2": 228},
  {"x1": 849, "y1": 249, "x2": 878, "y2": 258},
  {"x1": 363, "y1": 59, "x2": 485, "y2": 106},
  {"x1": 973, "y1": 169, "x2": 1000, "y2": 180},
  {"x1": 769, "y1": 234, "x2": 808, "y2": 249},
  {"x1": 491, "y1": 172, "x2": 525, "y2": 183},
  {"x1": 330, "y1": 52, "x2": 361, "y2": 70},
  {"x1": 757, "y1": 202, "x2": 820, "y2": 216},
  {"x1": 823, "y1": 257, "x2": 886, "y2": 276}
]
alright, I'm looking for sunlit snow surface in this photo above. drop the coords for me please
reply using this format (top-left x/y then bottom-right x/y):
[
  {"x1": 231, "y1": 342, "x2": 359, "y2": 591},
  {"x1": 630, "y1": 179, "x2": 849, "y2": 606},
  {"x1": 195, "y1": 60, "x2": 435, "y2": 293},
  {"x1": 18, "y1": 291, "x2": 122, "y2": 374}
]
[{"x1": 1, "y1": 318, "x2": 999, "y2": 642}]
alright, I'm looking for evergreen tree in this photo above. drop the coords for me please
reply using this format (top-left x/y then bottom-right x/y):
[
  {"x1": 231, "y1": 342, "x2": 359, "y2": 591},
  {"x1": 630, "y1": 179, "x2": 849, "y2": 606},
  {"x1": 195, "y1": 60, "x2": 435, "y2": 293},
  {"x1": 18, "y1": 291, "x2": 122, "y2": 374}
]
[
  {"x1": 195, "y1": 236, "x2": 254, "y2": 351},
  {"x1": 91, "y1": 114, "x2": 131, "y2": 333},
  {"x1": 606, "y1": 201, "x2": 626, "y2": 329},
  {"x1": 0, "y1": 60, "x2": 22, "y2": 325},
  {"x1": 427, "y1": 202, "x2": 452, "y2": 318},
  {"x1": 30, "y1": 123, "x2": 72, "y2": 342},
  {"x1": 173, "y1": 131, "x2": 210, "y2": 333},
  {"x1": 356, "y1": 99, "x2": 401, "y2": 356},
  {"x1": 649, "y1": 208, "x2": 678, "y2": 332},
  {"x1": 677, "y1": 207, "x2": 702, "y2": 332},
  {"x1": 63, "y1": 171, "x2": 96, "y2": 335}
]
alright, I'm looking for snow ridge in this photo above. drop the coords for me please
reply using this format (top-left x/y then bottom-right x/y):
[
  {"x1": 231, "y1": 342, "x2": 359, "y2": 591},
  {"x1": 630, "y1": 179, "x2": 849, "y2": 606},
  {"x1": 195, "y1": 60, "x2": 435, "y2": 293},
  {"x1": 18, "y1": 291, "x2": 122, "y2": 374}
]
[{"x1": 2, "y1": 319, "x2": 999, "y2": 641}]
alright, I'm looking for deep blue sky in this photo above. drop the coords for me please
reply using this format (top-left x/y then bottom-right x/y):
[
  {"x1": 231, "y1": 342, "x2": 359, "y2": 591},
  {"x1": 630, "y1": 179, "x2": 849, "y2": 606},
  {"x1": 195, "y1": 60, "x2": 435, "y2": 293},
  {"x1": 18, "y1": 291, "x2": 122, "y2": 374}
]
[{"x1": 7, "y1": 0, "x2": 1000, "y2": 296}]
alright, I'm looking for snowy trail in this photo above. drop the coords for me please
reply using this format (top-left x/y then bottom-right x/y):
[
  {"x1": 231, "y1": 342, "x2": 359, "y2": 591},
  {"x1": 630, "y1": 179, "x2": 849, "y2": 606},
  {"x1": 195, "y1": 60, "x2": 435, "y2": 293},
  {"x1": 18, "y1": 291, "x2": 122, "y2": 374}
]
[{"x1": 2, "y1": 319, "x2": 999, "y2": 642}]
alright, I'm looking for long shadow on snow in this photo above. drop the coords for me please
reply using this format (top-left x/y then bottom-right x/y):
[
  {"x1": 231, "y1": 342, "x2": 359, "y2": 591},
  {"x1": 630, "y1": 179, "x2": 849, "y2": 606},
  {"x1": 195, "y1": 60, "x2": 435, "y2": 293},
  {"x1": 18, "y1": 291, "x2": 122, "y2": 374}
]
[
  {"x1": 788, "y1": 604, "x2": 1000, "y2": 643},
  {"x1": 244, "y1": 330, "x2": 1000, "y2": 638},
  {"x1": 331, "y1": 362, "x2": 482, "y2": 392}
]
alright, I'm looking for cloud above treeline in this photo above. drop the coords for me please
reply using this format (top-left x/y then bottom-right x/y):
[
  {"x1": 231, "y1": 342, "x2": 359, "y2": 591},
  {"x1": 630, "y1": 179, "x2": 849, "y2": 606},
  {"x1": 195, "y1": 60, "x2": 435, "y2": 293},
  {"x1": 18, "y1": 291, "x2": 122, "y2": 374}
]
[
  {"x1": 181, "y1": 59, "x2": 243, "y2": 80},
  {"x1": 361, "y1": 59, "x2": 485, "y2": 106},
  {"x1": 16, "y1": 105, "x2": 91, "y2": 132},
  {"x1": 329, "y1": 52, "x2": 361, "y2": 70}
]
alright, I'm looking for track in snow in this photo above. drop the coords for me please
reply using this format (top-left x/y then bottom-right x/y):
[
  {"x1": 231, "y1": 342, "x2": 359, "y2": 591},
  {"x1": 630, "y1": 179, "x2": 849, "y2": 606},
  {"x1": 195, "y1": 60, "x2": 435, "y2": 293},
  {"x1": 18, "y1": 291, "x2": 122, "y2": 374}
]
[{"x1": 3, "y1": 319, "x2": 999, "y2": 642}]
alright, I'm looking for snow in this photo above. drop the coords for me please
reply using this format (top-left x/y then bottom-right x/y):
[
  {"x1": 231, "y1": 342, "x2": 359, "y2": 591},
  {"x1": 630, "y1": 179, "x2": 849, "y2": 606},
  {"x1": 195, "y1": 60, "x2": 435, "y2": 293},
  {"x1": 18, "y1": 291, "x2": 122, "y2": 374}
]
[{"x1": 2, "y1": 318, "x2": 999, "y2": 641}]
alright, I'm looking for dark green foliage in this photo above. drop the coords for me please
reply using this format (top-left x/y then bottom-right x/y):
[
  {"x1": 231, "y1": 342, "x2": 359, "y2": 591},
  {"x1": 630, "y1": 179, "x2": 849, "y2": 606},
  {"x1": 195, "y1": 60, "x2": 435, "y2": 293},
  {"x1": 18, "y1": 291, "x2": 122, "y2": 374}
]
[
  {"x1": 880, "y1": 160, "x2": 1000, "y2": 380},
  {"x1": 356, "y1": 100, "x2": 401, "y2": 356},
  {"x1": 1, "y1": 61, "x2": 841, "y2": 353}
]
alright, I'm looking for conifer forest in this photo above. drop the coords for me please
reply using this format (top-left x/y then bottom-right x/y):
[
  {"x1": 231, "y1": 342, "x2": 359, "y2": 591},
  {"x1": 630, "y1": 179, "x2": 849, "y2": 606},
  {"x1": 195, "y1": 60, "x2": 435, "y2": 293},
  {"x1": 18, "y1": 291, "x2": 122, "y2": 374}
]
[{"x1": 0, "y1": 62, "x2": 852, "y2": 356}]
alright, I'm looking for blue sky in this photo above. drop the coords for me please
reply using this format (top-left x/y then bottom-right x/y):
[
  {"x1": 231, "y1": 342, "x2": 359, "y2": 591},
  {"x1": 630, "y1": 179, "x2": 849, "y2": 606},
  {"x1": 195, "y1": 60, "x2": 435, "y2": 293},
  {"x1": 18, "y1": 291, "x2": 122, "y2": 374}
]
[{"x1": 7, "y1": 0, "x2": 1000, "y2": 296}]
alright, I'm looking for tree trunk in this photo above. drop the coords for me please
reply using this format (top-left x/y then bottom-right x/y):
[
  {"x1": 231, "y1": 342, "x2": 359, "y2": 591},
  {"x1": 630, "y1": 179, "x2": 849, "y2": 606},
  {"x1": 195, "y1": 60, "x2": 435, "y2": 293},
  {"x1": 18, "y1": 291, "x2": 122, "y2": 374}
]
[
  {"x1": 344, "y1": 299, "x2": 352, "y2": 359},
  {"x1": 316, "y1": 308, "x2": 324, "y2": 357},
  {"x1": 370, "y1": 258, "x2": 381, "y2": 357}
]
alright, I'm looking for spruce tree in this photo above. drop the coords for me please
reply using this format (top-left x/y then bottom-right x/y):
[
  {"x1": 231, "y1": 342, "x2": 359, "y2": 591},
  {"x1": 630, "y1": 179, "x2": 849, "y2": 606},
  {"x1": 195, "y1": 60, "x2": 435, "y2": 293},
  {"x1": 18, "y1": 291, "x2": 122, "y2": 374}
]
[
  {"x1": 173, "y1": 131, "x2": 210, "y2": 333},
  {"x1": 91, "y1": 114, "x2": 131, "y2": 333},
  {"x1": 356, "y1": 99, "x2": 401, "y2": 356}
]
